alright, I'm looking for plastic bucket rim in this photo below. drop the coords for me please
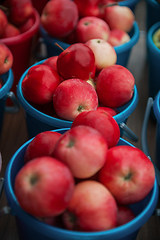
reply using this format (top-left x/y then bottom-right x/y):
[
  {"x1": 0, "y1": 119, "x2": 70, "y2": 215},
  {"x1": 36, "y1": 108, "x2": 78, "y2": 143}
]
[
  {"x1": 147, "y1": 21, "x2": 160, "y2": 58},
  {"x1": 17, "y1": 60, "x2": 138, "y2": 127},
  {"x1": 0, "y1": 8, "x2": 40, "y2": 46},
  {"x1": 4, "y1": 134, "x2": 159, "y2": 239},
  {"x1": 119, "y1": 0, "x2": 140, "y2": 5},
  {"x1": 0, "y1": 69, "x2": 14, "y2": 99},
  {"x1": 145, "y1": 0, "x2": 160, "y2": 7}
]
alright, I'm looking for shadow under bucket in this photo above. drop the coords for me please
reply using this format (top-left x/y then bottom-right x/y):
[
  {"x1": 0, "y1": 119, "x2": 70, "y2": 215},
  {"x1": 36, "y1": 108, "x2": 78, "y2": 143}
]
[
  {"x1": 3, "y1": 129, "x2": 159, "y2": 240},
  {"x1": 39, "y1": 21, "x2": 139, "y2": 68},
  {"x1": 0, "y1": 9, "x2": 40, "y2": 104},
  {"x1": 16, "y1": 60, "x2": 139, "y2": 139},
  {"x1": 145, "y1": 0, "x2": 160, "y2": 32},
  {"x1": 147, "y1": 21, "x2": 160, "y2": 100}
]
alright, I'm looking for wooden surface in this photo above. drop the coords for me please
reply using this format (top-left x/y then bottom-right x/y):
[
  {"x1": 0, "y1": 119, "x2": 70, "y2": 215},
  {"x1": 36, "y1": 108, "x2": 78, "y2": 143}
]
[{"x1": 0, "y1": 0, "x2": 160, "y2": 239}]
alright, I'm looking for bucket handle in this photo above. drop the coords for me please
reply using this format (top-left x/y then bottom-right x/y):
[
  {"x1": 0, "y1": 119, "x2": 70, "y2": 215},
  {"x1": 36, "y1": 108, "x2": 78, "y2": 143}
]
[
  {"x1": 5, "y1": 91, "x2": 20, "y2": 113},
  {"x1": 141, "y1": 97, "x2": 160, "y2": 186},
  {"x1": 119, "y1": 122, "x2": 139, "y2": 142}
]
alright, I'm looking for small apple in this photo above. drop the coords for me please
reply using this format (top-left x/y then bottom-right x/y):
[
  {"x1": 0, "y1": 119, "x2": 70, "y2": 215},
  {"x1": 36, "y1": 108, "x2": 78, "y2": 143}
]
[
  {"x1": 75, "y1": 16, "x2": 110, "y2": 43},
  {"x1": 98, "y1": 145, "x2": 155, "y2": 205},
  {"x1": 152, "y1": 28, "x2": 160, "y2": 49},
  {"x1": 107, "y1": 28, "x2": 131, "y2": 47},
  {"x1": 71, "y1": 109, "x2": 120, "y2": 149},
  {"x1": 73, "y1": 0, "x2": 102, "y2": 18},
  {"x1": 1, "y1": 22, "x2": 21, "y2": 38},
  {"x1": 40, "y1": 0, "x2": 79, "y2": 38},
  {"x1": 85, "y1": 38, "x2": 117, "y2": 72},
  {"x1": 22, "y1": 64, "x2": 61, "y2": 105},
  {"x1": 97, "y1": 106, "x2": 117, "y2": 116},
  {"x1": 117, "y1": 205, "x2": 135, "y2": 227},
  {"x1": 0, "y1": 42, "x2": 13, "y2": 75},
  {"x1": 0, "y1": 9, "x2": 8, "y2": 37},
  {"x1": 96, "y1": 64, "x2": 135, "y2": 108},
  {"x1": 24, "y1": 131, "x2": 62, "y2": 163},
  {"x1": 57, "y1": 43, "x2": 96, "y2": 81},
  {"x1": 62, "y1": 180, "x2": 118, "y2": 231},
  {"x1": 14, "y1": 156, "x2": 75, "y2": 218},
  {"x1": 103, "y1": 5, "x2": 135, "y2": 32},
  {"x1": 53, "y1": 78, "x2": 98, "y2": 121},
  {"x1": 53, "y1": 125, "x2": 108, "y2": 179},
  {"x1": 43, "y1": 56, "x2": 58, "y2": 72}
]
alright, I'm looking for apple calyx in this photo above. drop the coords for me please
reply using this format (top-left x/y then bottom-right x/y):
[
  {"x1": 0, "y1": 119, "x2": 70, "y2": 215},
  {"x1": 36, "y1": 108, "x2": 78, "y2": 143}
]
[
  {"x1": 124, "y1": 172, "x2": 133, "y2": 181},
  {"x1": 67, "y1": 139, "x2": 75, "y2": 148},
  {"x1": 30, "y1": 174, "x2": 39, "y2": 186}
]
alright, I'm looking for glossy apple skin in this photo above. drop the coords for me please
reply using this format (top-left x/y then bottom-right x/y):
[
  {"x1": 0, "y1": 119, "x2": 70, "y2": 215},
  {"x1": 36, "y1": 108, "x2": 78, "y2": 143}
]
[
  {"x1": 0, "y1": 43, "x2": 13, "y2": 75},
  {"x1": 98, "y1": 145, "x2": 155, "y2": 205},
  {"x1": 0, "y1": 9, "x2": 8, "y2": 37},
  {"x1": 53, "y1": 78, "x2": 98, "y2": 121},
  {"x1": 97, "y1": 106, "x2": 117, "y2": 116},
  {"x1": 62, "y1": 180, "x2": 118, "y2": 231},
  {"x1": 24, "y1": 131, "x2": 62, "y2": 163},
  {"x1": 85, "y1": 38, "x2": 117, "y2": 72},
  {"x1": 22, "y1": 64, "x2": 61, "y2": 105},
  {"x1": 1, "y1": 23, "x2": 21, "y2": 38},
  {"x1": 75, "y1": 16, "x2": 110, "y2": 43},
  {"x1": 117, "y1": 205, "x2": 135, "y2": 227},
  {"x1": 74, "y1": 0, "x2": 102, "y2": 18},
  {"x1": 43, "y1": 56, "x2": 58, "y2": 72},
  {"x1": 14, "y1": 156, "x2": 75, "y2": 218},
  {"x1": 53, "y1": 125, "x2": 108, "y2": 178},
  {"x1": 107, "y1": 29, "x2": 131, "y2": 47},
  {"x1": 71, "y1": 110, "x2": 120, "y2": 149},
  {"x1": 41, "y1": 0, "x2": 79, "y2": 38},
  {"x1": 57, "y1": 43, "x2": 96, "y2": 81},
  {"x1": 104, "y1": 5, "x2": 135, "y2": 33},
  {"x1": 96, "y1": 64, "x2": 135, "y2": 108}
]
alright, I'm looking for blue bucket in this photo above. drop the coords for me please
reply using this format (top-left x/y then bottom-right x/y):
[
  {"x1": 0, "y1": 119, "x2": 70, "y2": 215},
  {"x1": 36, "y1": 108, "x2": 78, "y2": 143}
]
[
  {"x1": 147, "y1": 21, "x2": 160, "y2": 100},
  {"x1": 145, "y1": 0, "x2": 160, "y2": 32},
  {"x1": 3, "y1": 129, "x2": 159, "y2": 240},
  {"x1": 0, "y1": 69, "x2": 13, "y2": 136},
  {"x1": 39, "y1": 21, "x2": 139, "y2": 68},
  {"x1": 119, "y1": 0, "x2": 141, "y2": 12},
  {"x1": 16, "y1": 59, "x2": 139, "y2": 139}
]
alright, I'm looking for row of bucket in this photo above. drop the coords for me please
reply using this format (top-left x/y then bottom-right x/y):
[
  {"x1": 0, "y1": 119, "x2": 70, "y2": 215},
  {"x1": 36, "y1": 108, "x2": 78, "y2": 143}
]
[{"x1": 0, "y1": 0, "x2": 160, "y2": 240}]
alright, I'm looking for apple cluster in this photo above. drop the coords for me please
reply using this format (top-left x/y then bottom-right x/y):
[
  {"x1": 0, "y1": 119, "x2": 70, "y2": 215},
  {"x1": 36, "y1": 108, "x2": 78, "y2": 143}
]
[
  {"x1": 0, "y1": 0, "x2": 36, "y2": 38},
  {"x1": 14, "y1": 125, "x2": 155, "y2": 232},
  {"x1": 40, "y1": 0, "x2": 134, "y2": 48}
]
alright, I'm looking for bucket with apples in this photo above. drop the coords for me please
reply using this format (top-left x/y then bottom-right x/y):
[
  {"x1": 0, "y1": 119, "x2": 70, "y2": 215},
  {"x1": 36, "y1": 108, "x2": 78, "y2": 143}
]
[
  {"x1": 147, "y1": 21, "x2": 160, "y2": 102},
  {"x1": 37, "y1": 0, "x2": 140, "y2": 68},
  {"x1": 145, "y1": 0, "x2": 160, "y2": 31},
  {"x1": 0, "y1": 126, "x2": 159, "y2": 240},
  {"x1": 0, "y1": 1, "x2": 40, "y2": 105}
]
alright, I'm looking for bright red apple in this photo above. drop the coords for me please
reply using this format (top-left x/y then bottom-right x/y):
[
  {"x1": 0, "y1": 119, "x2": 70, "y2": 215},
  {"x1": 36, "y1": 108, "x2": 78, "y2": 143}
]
[
  {"x1": 14, "y1": 156, "x2": 75, "y2": 218},
  {"x1": 0, "y1": 42, "x2": 13, "y2": 75},
  {"x1": 107, "y1": 28, "x2": 131, "y2": 47},
  {"x1": 41, "y1": 0, "x2": 79, "y2": 38},
  {"x1": 96, "y1": 64, "x2": 135, "y2": 108},
  {"x1": 53, "y1": 78, "x2": 98, "y2": 121},
  {"x1": 62, "y1": 180, "x2": 118, "y2": 231},
  {"x1": 22, "y1": 64, "x2": 61, "y2": 105},
  {"x1": 24, "y1": 131, "x2": 62, "y2": 163},
  {"x1": 98, "y1": 145, "x2": 155, "y2": 205},
  {"x1": 71, "y1": 109, "x2": 120, "y2": 149},
  {"x1": 43, "y1": 56, "x2": 58, "y2": 72},
  {"x1": 53, "y1": 125, "x2": 108, "y2": 179}
]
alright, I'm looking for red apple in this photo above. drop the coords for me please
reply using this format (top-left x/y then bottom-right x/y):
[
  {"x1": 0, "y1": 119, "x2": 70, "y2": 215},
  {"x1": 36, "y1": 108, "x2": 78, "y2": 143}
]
[
  {"x1": 62, "y1": 180, "x2": 118, "y2": 231},
  {"x1": 97, "y1": 106, "x2": 117, "y2": 116},
  {"x1": 107, "y1": 28, "x2": 131, "y2": 47},
  {"x1": 0, "y1": 9, "x2": 8, "y2": 37},
  {"x1": 71, "y1": 109, "x2": 120, "y2": 149},
  {"x1": 24, "y1": 131, "x2": 62, "y2": 163},
  {"x1": 73, "y1": 0, "x2": 102, "y2": 18},
  {"x1": 19, "y1": 16, "x2": 35, "y2": 33},
  {"x1": 1, "y1": 22, "x2": 21, "y2": 38},
  {"x1": 41, "y1": 0, "x2": 79, "y2": 38},
  {"x1": 57, "y1": 43, "x2": 96, "y2": 81},
  {"x1": 53, "y1": 78, "x2": 98, "y2": 121},
  {"x1": 22, "y1": 64, "x2": 61, "y2": 104},
  {"x1": 53, "y1": 125, "x2": 108, "y2": 179},
  {"x1": 14, "y1": 156, "x2": 75, "y2": 218},
  {"x1": 85, "y1": 38, "x2": 117, "y2": 72},
  {"x1": 43, "y1": 56, "x2": 58, "y2": 72},
  {"x1": 0, "y1": 42, "x2": 13, "y2": 75},
  {"x1": 96, "y1": 64, "x2": 135, "y2": 108},
  {"x1": 98, "y1": 145, "x2": 155, "y2": 205},
  {"x1": 103, "y1": 5, "x2": 135, "y2": 32},
  {"x1": 117, "y1": 205, "x2": 135, "y2": 227},
  {"x1": 75, "y1": 16, "x2": 110, "y2": 43}
]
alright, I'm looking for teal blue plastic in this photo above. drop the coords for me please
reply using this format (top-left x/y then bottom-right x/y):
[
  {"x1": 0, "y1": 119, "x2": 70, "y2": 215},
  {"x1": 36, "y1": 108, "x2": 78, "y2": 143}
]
[
  {"x1": 17, "y1": 60, "x2": 139, "y2": 138},
  {"x1": 145, "y1": 0, "x2": 160, "y2": 31},
  {"x1": 39, "y1": 21, "x2": 139, "y2": 68},
  {"x1": 147, "y1": 21, "x2": 160, "y2": 100},
  {"x1": 0, "y1": 69, "x2": 14, "y2": 136},
  {"x1": 4, "y1": 130, "x2": 159, "y2": 240}
]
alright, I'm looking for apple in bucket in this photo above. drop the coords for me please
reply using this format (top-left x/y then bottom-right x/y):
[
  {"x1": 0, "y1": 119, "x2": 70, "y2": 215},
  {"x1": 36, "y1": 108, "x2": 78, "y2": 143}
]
[{"x1": 0, "y1": 42, "x2": 13, "y2": 75}]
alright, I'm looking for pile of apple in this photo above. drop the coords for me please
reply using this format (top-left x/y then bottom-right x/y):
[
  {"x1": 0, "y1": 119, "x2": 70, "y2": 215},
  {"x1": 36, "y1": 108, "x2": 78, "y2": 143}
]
[
  {"x1": 40, "y1": 0, "x2": 135, "y2": 47},
  {"x1": 0, "y1": 0, "x2": 37, "y2": 38},
  {"x1": 14, "y1": 124, "x2": 155, "y2": 231}
]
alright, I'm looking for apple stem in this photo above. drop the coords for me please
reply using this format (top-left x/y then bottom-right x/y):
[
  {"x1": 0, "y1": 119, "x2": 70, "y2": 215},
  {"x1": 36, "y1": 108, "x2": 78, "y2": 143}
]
[
  {"x1": 0, "y1": 5, "x2": 10, "y2": 15},
  {"x1": 55, "y1": 43, "x2": 65, "y2": 51}
]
